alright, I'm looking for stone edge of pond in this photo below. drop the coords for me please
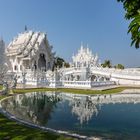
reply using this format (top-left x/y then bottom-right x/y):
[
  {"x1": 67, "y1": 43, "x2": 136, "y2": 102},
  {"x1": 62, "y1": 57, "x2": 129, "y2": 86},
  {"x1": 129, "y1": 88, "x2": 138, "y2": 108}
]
[{"x1": 0, "y1": 95, "x2": 103, "y2": 140}]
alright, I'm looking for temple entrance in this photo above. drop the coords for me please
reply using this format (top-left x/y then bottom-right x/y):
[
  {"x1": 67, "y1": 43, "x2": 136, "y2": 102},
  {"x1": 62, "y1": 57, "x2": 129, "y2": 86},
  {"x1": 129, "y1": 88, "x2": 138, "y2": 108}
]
[{"x1": 38, "y1": 53, "x2": 46, "y2": 71}]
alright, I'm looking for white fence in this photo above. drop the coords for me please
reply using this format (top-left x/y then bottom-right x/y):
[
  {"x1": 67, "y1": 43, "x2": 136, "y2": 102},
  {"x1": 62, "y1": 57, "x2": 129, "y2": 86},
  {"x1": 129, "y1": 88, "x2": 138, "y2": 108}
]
[{"x1": 49, "y1": 80, "x2": 115, "y2": 88}]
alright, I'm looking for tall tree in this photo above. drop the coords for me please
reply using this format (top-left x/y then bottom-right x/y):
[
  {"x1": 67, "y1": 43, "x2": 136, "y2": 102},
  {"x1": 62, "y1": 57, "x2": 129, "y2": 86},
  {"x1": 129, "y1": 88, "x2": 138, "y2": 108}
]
[{"x1": 117, "y1": 0, "x2": 140, "y2": 48}]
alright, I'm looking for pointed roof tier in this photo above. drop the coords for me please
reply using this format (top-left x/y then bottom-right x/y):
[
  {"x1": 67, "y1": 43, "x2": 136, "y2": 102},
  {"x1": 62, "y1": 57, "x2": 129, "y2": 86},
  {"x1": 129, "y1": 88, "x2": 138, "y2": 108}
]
[{"x1": 6, "y1": 30, "x2": 54, "y2": 58}]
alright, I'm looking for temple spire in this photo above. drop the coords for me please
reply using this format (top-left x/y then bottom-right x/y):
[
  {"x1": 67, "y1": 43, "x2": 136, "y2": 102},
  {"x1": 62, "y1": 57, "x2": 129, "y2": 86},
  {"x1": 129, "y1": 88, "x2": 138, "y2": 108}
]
[
  {"x1": 25, "y1": 25, "x2": 28, "y2": 31},
  {"x1": 80, "y1": 41, "x2": 84, "y2": 51},
  {"x1": 86, "y1": 44, "x2": 89, "y2": 53}
]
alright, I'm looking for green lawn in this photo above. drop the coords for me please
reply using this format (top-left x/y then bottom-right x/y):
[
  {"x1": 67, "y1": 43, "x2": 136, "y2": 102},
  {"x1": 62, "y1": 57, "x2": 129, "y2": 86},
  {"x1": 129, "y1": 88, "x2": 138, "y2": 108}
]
[
  {"x1": 0, "y1": 85, "x2": 3, "y2": 90},
  {"x1": 0, "y1": 95, "x2": 7, "y2": 100},
  {"x1": 0, "y1": 114, "x2": 75, "y2": 140},
  {"x1": 13, "y1": 87, "x2": 126, "y2": 94}
]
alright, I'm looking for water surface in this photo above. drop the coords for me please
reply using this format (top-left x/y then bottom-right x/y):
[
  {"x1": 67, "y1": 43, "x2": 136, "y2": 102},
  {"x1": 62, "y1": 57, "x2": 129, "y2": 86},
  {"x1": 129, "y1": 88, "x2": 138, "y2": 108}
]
[{"x1": 1, "y1": 92, "x2": 140, "y2": 139}]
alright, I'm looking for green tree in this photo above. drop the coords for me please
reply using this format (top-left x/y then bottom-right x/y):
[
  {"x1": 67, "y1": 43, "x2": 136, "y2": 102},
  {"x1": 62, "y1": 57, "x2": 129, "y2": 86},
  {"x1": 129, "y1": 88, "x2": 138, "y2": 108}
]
[
  {"x1": 117, "y1": 0, "x2": 140, "y2": 48},
  {"x1": 53, "y1": 57, "x2": 70, "y2": 69},
  {"x1": 114, "y1": 64, "x2": 124, "y2": 69},
  {"x1": 64, "y1": 62, "x2": 70, "y2": 68},
  {"x1": 101, "y1": 60, "x2": 112, "y2": 68}
]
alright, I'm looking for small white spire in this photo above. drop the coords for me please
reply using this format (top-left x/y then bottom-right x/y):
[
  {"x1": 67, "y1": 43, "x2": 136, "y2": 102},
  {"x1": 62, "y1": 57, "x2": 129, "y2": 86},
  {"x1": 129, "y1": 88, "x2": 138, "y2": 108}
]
[
  {"x1": 72, "y1": 53, "x2": 74, "y2": 58},
  {"x1": 80, "y1": 41, "x2": 83, "y2": 51},
  {"x1": 86, "y1": 47, "x2": 89, "y2": 53}
]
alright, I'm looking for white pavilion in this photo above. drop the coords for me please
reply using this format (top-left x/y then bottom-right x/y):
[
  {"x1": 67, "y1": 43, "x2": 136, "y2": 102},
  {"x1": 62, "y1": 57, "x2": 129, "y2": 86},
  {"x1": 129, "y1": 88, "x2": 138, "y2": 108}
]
[{"x1": 6, "y1": 31, "x2": 55, "y2": 73}]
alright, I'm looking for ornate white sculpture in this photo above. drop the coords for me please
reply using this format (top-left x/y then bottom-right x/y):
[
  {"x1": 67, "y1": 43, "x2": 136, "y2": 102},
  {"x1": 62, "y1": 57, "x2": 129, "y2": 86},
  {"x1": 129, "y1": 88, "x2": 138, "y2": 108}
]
[{"x1": 72, "y1": 43, "x2": 100, "y2": 68}]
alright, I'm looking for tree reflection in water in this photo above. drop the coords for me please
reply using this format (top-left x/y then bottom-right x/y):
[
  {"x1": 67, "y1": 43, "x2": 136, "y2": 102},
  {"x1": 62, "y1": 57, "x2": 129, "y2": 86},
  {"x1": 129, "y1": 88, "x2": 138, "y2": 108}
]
[{"x1": 2, "y1": 92, "x2": 61, "y2": 125}]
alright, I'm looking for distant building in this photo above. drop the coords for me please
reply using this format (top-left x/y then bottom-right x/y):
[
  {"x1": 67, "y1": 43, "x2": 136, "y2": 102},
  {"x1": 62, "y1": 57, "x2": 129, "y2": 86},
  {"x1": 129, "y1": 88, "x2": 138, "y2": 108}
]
[{"x1": 6, "y1": 31, "x2": 55, "y2": 72}]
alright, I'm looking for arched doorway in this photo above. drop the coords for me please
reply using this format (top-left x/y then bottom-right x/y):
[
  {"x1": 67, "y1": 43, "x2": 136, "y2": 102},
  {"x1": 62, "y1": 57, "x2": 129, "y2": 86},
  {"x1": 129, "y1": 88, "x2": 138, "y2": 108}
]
[{"x1": 38, "y1": 53, "x2": 46, "y2": 71}]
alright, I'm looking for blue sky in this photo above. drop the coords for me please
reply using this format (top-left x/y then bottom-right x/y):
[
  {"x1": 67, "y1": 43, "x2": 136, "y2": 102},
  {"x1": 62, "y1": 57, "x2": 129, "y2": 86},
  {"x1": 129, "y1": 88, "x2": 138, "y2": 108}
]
[{"x1": 0, "y1": 0, "x2": 139, "y2": 67}]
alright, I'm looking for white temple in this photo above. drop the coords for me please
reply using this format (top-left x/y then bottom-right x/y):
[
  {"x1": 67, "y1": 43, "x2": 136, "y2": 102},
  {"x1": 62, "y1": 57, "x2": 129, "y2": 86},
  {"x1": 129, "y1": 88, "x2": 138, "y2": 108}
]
[
  {"x1": 6, "y1": 31, "x2": 55, "y2": 72},
  {"x1": 5, "y1": 30, "x2": 140, "y2": 88}
]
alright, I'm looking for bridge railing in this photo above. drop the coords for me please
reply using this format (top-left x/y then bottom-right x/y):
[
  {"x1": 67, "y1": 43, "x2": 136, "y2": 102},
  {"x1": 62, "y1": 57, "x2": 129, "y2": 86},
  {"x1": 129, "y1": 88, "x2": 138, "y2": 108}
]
[{"x1": 91, "y1": 81, "x2": 115, "y2": 87}]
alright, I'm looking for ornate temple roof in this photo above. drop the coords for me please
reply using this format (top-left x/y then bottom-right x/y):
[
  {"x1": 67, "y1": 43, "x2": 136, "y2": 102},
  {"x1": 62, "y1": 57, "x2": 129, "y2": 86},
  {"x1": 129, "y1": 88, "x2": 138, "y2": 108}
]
[
  {"x1": 72, "y1": 44, "x2": 100, "y2": 67},
  {"x1": 6, "y1": 31, "x2": 53, "y2": 57}
]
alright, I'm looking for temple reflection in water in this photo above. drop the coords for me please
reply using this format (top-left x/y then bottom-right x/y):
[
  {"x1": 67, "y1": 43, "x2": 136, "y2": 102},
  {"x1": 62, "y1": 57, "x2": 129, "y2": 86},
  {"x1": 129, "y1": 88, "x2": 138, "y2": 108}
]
[{"x1": 2, "y1": 92, "x2": 140, "y2": 125}]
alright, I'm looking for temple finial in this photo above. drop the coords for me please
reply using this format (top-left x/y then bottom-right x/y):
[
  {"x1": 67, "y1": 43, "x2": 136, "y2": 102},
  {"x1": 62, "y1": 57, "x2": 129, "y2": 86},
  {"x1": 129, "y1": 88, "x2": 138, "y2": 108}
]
[
  {"x1": 25, "y1": 25, "x2": 28, "y2": 31},
  {"x1": 80, "y1": 41, "x2": 84, "y2": 51}
]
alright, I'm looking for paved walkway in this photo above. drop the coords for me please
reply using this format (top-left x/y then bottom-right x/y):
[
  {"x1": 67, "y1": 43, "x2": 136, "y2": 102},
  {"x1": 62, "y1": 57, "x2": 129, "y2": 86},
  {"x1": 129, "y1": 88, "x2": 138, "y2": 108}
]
[
  {"x1": 121, "y1": 89, "x2": 140, "y2": 94},
  {"x1": 91, "y1": 85, "x2": 120, "y2": 91}
]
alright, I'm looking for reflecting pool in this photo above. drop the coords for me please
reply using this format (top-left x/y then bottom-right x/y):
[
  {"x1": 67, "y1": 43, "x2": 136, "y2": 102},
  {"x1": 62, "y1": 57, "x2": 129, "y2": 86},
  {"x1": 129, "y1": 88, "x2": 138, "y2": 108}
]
[{"x1": 1, "y1": 92, "x2": 140, "y2": 139}]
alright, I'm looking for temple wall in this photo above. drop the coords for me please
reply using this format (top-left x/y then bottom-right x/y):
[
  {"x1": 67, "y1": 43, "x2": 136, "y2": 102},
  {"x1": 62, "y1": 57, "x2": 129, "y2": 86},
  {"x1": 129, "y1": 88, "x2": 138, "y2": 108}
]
[{"x1": 111, "y1": 77, "x2": 140, "y2": 85}]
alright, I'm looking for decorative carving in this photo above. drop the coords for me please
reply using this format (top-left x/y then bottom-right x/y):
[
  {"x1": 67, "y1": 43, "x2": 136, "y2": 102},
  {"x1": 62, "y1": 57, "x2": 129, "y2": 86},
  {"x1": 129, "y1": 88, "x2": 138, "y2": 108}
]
[{"x1": 72, "y1": 44, "x2": 100, "y2": 68}]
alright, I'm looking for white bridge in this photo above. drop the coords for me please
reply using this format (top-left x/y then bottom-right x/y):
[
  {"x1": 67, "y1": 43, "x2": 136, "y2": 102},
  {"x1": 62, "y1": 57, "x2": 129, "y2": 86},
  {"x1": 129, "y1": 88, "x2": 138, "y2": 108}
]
[
  {"x1": 59, "y1": 67, "x2": 140, "y2": 86},
  {"x1": 15, "y1": 67, "x2": 140, "y2": 89}
]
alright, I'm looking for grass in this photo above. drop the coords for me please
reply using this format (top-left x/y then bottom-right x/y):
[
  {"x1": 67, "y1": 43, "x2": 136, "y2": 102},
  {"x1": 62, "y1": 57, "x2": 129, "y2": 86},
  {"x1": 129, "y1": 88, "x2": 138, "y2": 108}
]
[
  {"x1": 13, "y1": 88, "x2": 57, "y2": 94},
  {"x1": 0, "y1": 113, "x2": 74, "y2": 140},
  {"x1": 0, "y1": 95, "x2": 7, "y2": 100},
  {"x1": 13, "y1": 87, "x2": 127, "y2": 95},
  {"x1": 0, "y1": 85, "x2": 3, "y2": 90},
  {"x1": 57, "y1": 87, "x2": 126, "y2": 94}
]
